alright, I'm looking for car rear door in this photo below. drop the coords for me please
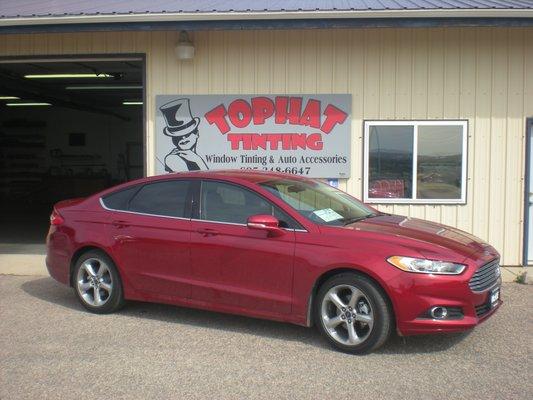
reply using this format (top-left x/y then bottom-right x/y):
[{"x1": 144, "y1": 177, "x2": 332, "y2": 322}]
[
  {"x1": 103, "y1": 179, "x2": 196, "y2": 299},
  {"x1": 189, "y1": 180, "x2": 296, "y2": 315}
]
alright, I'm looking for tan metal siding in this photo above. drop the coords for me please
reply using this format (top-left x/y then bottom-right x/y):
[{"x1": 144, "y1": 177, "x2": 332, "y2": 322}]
[{"x1": 0, "y1": 27, "x2": 531, "y2": 265}]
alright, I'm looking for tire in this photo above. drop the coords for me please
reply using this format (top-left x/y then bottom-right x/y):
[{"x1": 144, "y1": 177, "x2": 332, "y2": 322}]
[
  {"x1": 72, "y1": 250, "x2": 125, "y2": 314},
  {"x1": 314, "y1": 272, "x2": 392, "y2": 354}
]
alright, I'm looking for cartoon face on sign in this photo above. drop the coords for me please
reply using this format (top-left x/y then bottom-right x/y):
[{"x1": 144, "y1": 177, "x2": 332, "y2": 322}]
[{"x1": 159, "y1": 98, "x2": 208, "y2": 172}]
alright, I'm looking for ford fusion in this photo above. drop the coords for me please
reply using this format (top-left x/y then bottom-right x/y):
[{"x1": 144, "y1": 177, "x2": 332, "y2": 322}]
[{"x1": 46, "y1": 171, "x2": 501, "y2": 353}]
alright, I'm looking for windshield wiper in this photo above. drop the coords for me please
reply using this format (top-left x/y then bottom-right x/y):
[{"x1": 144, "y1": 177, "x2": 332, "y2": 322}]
[{"x1": 343, "y1": 213, "x2": 379, "y2": 226}]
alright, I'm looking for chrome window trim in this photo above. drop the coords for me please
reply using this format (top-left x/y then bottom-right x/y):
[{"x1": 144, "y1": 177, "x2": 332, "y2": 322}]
[
  {"x1": 99, "y1": 197, "x2": 191, "y2": 221},
  {"x1": 99, "y1": 198, "x2": 308, "y2": 232},
  {"x1": 191, "y1": 217, "x2": 245, "y2": 227},
  {"x1": 191, "y1": 217, "x2": 307, "y2": 232}
]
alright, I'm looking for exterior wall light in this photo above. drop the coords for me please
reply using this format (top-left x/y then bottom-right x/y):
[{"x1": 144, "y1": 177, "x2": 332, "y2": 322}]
[{"x1": 176, "y1": 31, "x2": 195, "y2": 61}]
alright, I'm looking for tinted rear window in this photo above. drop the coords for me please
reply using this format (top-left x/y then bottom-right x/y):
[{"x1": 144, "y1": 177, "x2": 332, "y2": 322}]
[
  {"x1": 101, "y1": 186, "x2": 140, "y2": 210},
  {"x1": 129, "y1": 180, "x2": 191, "y2": 218}
]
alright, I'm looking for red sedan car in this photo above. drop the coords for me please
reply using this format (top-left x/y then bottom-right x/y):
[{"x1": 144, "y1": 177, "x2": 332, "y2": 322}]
[{"x1": 46, "y1": 170, "x2": 501, "y2": 353}]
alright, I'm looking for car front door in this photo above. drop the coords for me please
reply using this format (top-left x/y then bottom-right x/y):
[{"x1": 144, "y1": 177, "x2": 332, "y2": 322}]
[
  {"x1": 189, "y1": 180, "x2": 296, "y2": 315},
  {"x1": 105, "y1": 179, "x2": 195, "y2": 299}
]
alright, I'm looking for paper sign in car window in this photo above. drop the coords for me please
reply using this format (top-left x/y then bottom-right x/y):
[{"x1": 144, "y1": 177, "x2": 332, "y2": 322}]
[{"x1": 313, "y1": 208, "x2": 343, "y2": 222}]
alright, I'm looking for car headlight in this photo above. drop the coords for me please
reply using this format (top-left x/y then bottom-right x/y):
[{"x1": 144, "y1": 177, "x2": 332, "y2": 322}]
[{"x1": 387, "y1": 256, "x2": 466, "y2": 275}]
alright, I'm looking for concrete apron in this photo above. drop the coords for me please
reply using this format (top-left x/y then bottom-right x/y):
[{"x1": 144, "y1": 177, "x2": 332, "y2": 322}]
[
  {"x1": 0, "y1": 254, "x2": 47, "y2": 276},
  {"x1": 0, "y1": 253, "x2": 528, "y2": 283}
]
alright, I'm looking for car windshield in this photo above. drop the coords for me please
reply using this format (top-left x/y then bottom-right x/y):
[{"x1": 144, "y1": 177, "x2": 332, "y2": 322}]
[{"x1": 259, "y1": 179, "x2": 378, "y2": 226}]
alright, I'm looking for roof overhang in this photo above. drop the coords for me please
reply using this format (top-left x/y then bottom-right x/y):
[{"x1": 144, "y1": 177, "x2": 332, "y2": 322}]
[
  {"x1": 1, "y1": 9, "x2": 532, "y2": 33},
  {"x1": 2, "y1": 9, "x2": 533, "y2": 26}
]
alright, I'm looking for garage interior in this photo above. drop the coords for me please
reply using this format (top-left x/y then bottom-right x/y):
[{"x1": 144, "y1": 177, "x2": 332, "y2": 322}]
[{"x1": 0, "y1": 57, "x2": 144, "y2": 254}]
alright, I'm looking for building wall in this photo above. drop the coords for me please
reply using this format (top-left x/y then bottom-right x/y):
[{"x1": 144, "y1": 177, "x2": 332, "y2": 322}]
[{"x1": 1, "y1": 27, "x2": 532, "y2": 265}]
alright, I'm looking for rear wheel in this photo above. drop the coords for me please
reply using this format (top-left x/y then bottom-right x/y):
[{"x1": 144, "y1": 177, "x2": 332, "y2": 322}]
[
  {"x1": 315, "y1": 272, "x2": 392, "y2": 354},
  {"x1": 73, "y1": 250, "x2": 125, "y2": 314}
]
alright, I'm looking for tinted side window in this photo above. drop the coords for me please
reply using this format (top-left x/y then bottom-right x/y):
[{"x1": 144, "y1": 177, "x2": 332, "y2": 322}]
[
  {"x1": 101, "y1": 186, "x2": 140, "y2": 211},
  {"x1": 273, "y1": 208, "x2": 300, "y2": 229},
  {"x1": 200, "y1": 181, "x2": 300, "y2": 228},
  {"x1": 129, "y1": 180, "x2": 192, "y2": 218}
]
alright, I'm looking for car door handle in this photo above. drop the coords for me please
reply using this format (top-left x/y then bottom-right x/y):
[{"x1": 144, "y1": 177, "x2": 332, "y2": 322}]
[
  {"x1": 112, "y1": 220, "x2": 129, "y2": 229},
  {"x1": 196, "y1": 228, "x2": 219, "y2": 236}
]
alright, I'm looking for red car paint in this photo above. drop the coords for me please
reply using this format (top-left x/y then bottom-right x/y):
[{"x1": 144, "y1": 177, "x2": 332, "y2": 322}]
[{"x1": 46, "y1": 170, "x2": 501, "y2": 335}]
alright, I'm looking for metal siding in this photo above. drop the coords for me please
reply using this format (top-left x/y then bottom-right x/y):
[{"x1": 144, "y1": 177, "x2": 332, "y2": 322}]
[
  {"x1": 0, "y1": 27, "x2": 531, "y2": 266},
  {"x1": 490, "y1": 28, "x2": 508, "y2": 259},
  {"x1": 506, "y1": 27, "x2": 525, "y2": 264},
  {"x1": 442, "y1": 28, "x2": 461, "y2": 228},
  {"x1": 473, "y1": 28, "x2": 492, "y2": 244},
  {"x1": 521, "y1": 27, "x2": 533, "y2": 263},
  {"x1": 426, "y1": 28, "x2": 445, "y2": 224}
]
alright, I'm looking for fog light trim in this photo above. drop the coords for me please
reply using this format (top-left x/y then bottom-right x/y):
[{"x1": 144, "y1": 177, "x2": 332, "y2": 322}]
[
  {"x1": 417, "y1": 306, "x2": 464, "y2": 320},
  {"x1": 430, "y1": 306, "x2": 448, "y2": 319}
]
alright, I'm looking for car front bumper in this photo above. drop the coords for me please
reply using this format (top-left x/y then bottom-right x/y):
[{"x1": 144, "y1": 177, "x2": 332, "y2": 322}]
[
  {"x1": 387, "y1": 259, "x2": 502, "y2": 336},
  {"x1": 396, "y1": 296, "x2": 502, "y2": 336}
]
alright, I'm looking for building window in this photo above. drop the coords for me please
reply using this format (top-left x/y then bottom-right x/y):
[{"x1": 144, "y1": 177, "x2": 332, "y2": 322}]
[{"x1": 364, "y1": 121, "x2": 467, "y2": 204}]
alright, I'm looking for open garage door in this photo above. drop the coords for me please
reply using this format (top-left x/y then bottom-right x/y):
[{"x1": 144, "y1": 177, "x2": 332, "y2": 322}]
[{"x1": 0, "y1": 56, "x2": 145, "y2": 256}]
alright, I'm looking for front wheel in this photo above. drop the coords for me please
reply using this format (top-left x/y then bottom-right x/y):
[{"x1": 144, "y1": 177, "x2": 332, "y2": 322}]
[
  {"x1": 315, "y1": 272, "x2": 392, "y2": 354},
  {"x1": 73, "y1": 250, "x2": 125, "y2": 314}
]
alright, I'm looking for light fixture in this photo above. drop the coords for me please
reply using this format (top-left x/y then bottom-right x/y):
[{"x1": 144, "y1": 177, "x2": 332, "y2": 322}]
[
  {"x1": 6, "y1": 102, "x2": 51, "y2": 106},
  {"x1": 122, "y1": 101, "x2": 143, "y2": 106},
  {"x1": 175, "y1": 31, "x2": 195, "y2": 61},
  {"x1": 65, "y1": 85, "x2": 143, "y2": 90},
  {"x1": 25, "y1": 73, "x2": 112, "y2": 79},
  {"x1": 0, "y1": 96, "x2": 20, "y2": 100}
]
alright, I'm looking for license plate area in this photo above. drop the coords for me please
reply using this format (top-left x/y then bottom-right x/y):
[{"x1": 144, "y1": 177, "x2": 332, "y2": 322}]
[{"x1": 490, "y1": 287, "x2": 500, "y2": 308}]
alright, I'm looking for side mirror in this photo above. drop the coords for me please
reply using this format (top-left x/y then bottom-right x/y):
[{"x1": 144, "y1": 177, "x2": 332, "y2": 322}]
[{"x1": 247, "y1": 214, "x2": 284, "y2": 237}]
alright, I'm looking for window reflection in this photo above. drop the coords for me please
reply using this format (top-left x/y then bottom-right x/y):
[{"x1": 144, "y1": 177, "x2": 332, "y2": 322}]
[
  {"x1": 368, "y1": 126, "x2": 413, "y2": 199},
  {"x1": 417, "y1": 126, "x2": 462, "y2": 200}
]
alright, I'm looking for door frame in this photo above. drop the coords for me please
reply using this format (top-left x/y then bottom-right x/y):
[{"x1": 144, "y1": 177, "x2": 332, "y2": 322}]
[
  {"x1": 523, "y1": 118, "x2": 533, "y2": 265},
  {"x1": 0, "y1": 53, "x2": 147, "y2": 177}
]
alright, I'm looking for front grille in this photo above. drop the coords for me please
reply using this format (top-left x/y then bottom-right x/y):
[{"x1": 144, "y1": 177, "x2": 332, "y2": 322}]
[
  {"x1": 446, "y1": 308, "x2": 465, "y2": 319},
  {"x1": 475, "y1": 303, "x2": 491, "y2": 318},
  {"x1": 469, "y1": 258, "x2": 500, "y2": 292}
]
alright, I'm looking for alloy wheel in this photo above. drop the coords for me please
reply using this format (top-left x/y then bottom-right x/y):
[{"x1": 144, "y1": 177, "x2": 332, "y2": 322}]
[
  {"x1": 76, "y1": 258, "x2": 113, "y2": 307},
  {"x1": 320, "y1": 284, "x2": 374, "y2": 346}
]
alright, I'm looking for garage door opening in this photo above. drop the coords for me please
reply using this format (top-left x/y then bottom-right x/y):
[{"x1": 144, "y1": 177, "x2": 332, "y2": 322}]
[{"x1": 0, "y1": 57, "x2": 145, "y2": 255}]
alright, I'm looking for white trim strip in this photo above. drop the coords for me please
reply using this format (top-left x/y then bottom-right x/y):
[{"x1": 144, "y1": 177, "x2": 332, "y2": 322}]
[{"x1": 0, "y1": 9, "x2": 532, "y2": 27}]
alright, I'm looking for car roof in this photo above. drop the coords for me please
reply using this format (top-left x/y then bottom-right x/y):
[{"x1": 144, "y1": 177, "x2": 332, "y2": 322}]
[
  {"x1": 140, "y1": 170, "x2": 311, "y2": 184},
  {"x1": 97, "y1": 170, "x2": 313, "y2": 197}
]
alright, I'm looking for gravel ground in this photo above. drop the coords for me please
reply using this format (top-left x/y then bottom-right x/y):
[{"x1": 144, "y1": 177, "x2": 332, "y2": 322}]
[{"x1": 0, "y1": 275, "x2": 531, "y2": 400}]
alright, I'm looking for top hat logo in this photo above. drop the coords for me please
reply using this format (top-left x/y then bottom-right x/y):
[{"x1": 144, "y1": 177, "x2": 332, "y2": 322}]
[{"x1": 160, "y1": 98, "x2": 200, "y2": 137}]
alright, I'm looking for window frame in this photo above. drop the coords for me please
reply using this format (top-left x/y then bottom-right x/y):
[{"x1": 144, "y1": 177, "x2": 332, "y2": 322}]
[{"x1": 363, "y1": 120, "x2": 468, "y2": 205}]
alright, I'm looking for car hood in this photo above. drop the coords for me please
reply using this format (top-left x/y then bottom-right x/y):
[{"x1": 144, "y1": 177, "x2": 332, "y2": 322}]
[{"x1": 344, "y1": 214, "x2": 496, "y2": 261}]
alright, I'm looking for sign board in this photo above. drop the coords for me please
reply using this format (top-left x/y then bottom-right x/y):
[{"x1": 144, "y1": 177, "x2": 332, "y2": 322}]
[{"x1": 155, "y1": 94, "x2": 351, "y2": 178}]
